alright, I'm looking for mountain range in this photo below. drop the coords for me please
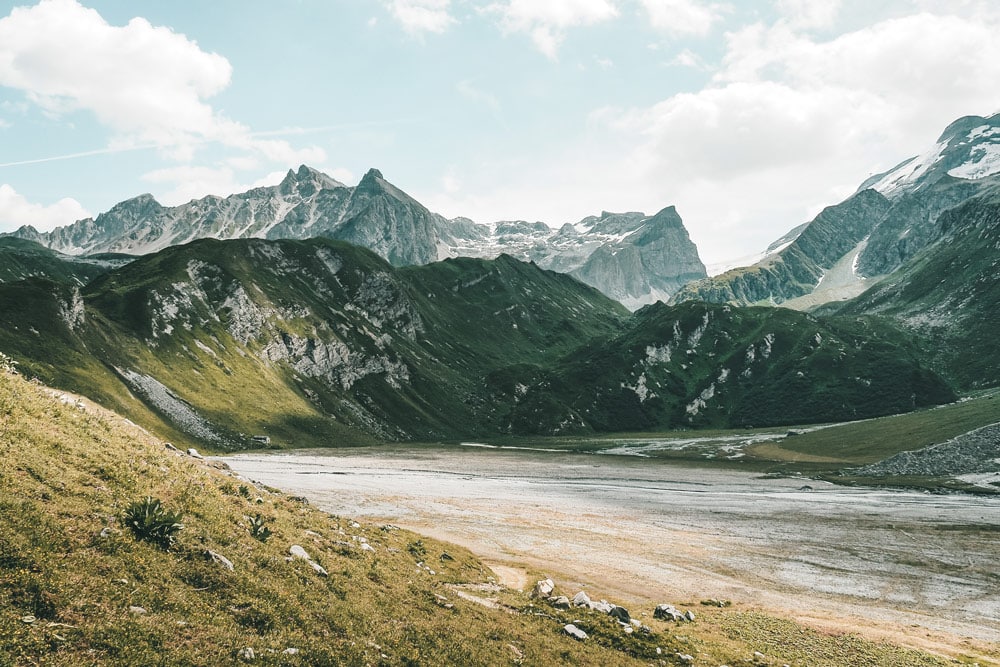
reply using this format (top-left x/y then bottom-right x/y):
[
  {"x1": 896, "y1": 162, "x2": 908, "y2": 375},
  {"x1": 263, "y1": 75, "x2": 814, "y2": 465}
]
[
  {"x1": 8, "y1": 166, "x2": 706, "y2": 310},
  {"x1": 1, "y1": 112, "x2": 998, "y2": 447}
]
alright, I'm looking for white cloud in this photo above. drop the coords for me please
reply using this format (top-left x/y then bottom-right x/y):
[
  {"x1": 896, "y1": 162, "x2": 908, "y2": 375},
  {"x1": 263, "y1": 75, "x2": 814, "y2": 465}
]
[
  {"x1": 0, "y1": 118, "x2": 10, "y2": 129},
  {"x1": 0, "y1": 0, "x2": 324, "y2": 165},
  {"x1": 386, "y1": 0, "x2": 456, "y2": 34},
  {"x1": 0, "y1": 184, "x2": 90, "y2": 232},
  {"x1": 487, "y1": 0, "x2": 619, "y2": 58},
  {"x1": 583, "y1": 10, "x2": 1000, "y2": 261},
  {"x1": 668, "y1": 47, "x2": 709, "y2": 69},
  {"x1": 639, "y1": 0, "x2": 726, "y2": 36},
  {"x1": 773, "y1": 0, "x2": 841, "y2": 29}
]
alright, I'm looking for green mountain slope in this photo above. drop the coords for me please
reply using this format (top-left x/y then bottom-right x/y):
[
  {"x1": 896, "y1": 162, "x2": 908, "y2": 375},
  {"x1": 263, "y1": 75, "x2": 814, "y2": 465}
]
[
  {"x1": 0, "y1": 237, "x2": 116, "y2": 286},
  {"x1": 833, "y1": 188, "x2": 1000, "y2": 389},
  {"x1": 487, "y1": 301, "x2": 954, "y2": 434},
  {"x1": 0, "y1": 238, "x2": 629, "y2": 448}
]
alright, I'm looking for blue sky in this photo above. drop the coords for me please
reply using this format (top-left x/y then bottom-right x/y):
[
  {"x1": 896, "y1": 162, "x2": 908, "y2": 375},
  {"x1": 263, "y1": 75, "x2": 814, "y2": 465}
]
[{"x1": 1, "y1": 0, "x2": 1000, "y2": 264}]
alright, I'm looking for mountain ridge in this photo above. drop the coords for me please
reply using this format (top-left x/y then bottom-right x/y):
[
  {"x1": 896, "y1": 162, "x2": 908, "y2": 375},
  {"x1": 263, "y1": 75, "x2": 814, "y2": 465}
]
[{"x1": 7, "y1": 166, "x2": 707, "y2": 309}]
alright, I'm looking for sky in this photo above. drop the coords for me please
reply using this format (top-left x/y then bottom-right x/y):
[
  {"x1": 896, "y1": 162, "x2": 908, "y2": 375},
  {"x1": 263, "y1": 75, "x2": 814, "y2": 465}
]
[{"x1": 1, "y1": 0, "x2": 1000, "y2": 266}]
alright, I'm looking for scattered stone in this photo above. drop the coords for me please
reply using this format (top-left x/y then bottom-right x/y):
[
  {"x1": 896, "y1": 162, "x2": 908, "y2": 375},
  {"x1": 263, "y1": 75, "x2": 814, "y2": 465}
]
[
  {"x1": 205, "y1": 549, "x2": 234, "y2": 571},
  {"x1": 700, "y1": 598, "x2": 731, "y2": 607},
  {"x1": 21, "y1": 615, "x2": 36, "y2": 624},
  {"x1": 547, "y1": 595, "x2": 571, "y2": 609},
  {"x1": 282, "y1": 648, "x2": 299, "y2": 655},
  {"x1": 164, "y1": 442, "x2": 178, "y2": 451},
  {"x1": 289, "y1": 544, "x2": 328, "y2": 576},
  {"x1": 799, "y1": 485, "x2": 814, "y2": 491},
  {"x1": 304, "y1": 530, "x2": 321, "y2": 538},
  {"x1": 361, "y1": 543, "x2": 376, "y2": 552},
  {"x1": 684, "y1": 610, "x2": 696, "y2": 622},
  {"x1": 99, "y1": 527, "x2": 118, "y2": 539},
  {"x1": 609, "y1": 605, "x2": 631, "y2": 624},
  {"x1": 571, "y1": 591, "x2": 592, "y2": 608},
  {"x1": 129, "y1": 605, "x2": 147, "y2": 615},
  {"x1": 186, "y1": 448, "x2": 203, "y2": 459},
  {"x1": 623, "y1": 625, "x2": 633, "y2": 634},
  {"x1": 531, "y1": 578, "x2": 555, "y2": 598},
  {"x1": 349, "y1": 521, "x2": 361, "y2": 529},
  {"x1": 654, "y1": 604, "x2": 685, "y2": 622},
  {"x1": 439, "y1": 552, "x2": 455, "y2": 561},
  {"x1": 588, "y1": 599, "x2": 614, "y2": 614},
  {"x1": 237, "y1": 646, "x2": 255, "y2": 661},
  {"x1": 676, "y1": 653, "x2": 694, "y2": 664},
  {"x1": 563, "y1": 624, "x2": 588, "y2": 640}
]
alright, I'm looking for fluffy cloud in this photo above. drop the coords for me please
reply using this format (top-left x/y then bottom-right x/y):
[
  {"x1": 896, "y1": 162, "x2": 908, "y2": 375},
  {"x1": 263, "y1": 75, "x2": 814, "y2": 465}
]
[
  {"x1": 639, "y1": 0, "x2": 726, "y2": 36},
  {"x1": 589, "y1": 10, "x2": 1000, "y2": 260},
  {"x1": 385, "y1": 0, "x2": 456, "y2": 34},
  {"x1": 0, "y1": 0, "x2": 324, "y2": 164},
  {"x1": 0, "y1": 184, "x2": 90, "y2": 232},
  {"x1": 487, "y1": 0, "x2": 619, "y2": 59},
  {"x1": 773, "y1": 0, "x2": 841, "y2": 29}
]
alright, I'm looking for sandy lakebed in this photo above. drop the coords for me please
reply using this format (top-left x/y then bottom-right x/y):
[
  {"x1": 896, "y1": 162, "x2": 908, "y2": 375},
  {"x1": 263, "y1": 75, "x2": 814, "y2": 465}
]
[{"x1": 224, "y1": 444, "x2": 1000, "y2": 661}]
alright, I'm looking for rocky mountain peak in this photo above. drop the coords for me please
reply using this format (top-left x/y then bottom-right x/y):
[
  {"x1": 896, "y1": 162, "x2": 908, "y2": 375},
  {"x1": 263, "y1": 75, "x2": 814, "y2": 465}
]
[{"x1": 356, "y1": 168, "x2": 387, "y2": 194}]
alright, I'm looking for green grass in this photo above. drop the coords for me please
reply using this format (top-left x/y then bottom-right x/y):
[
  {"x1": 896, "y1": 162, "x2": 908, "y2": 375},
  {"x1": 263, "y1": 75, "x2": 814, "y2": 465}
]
[{"x1": 3, "y1": 361, "x2": 986, "y2": 665}]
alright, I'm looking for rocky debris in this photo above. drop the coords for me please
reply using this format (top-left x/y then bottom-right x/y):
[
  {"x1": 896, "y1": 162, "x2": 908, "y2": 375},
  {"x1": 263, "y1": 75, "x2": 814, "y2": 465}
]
[
  {"x1": 571, "y1": 591, "x2": 591, "y2": 607},
  {"x1": 237, "y1": 646, "x2": 255, "y2": 662},
  {"x1": 700, "y1": 598, "x2": 732, "y2": 607},
  {"x1": 547, "y1": 595, "x2": 571, "y2": 609},
  {"x1": 685, "y1": 610, "x2": 696, "y2": 622},
  {"x1": 563, "y1": 623, "x2": 588, "y2": 640},
  {"x1": 205, "y1": 549, "x2": 234, "y2": 571},
  {"x1": 609, "y1": 605, "x2": 631, "y2": 624},
  {"x1": 433, "y1": 594, "x2": 455, "y2": 610},
  {"x1": 288, "y1": 544, "x2": 328, "y2": 576},
  {"x1": 850, "y1": 421, "x2": 1000, "y2": 478},
  {"x1": 676, "y1": 653, "x2": 694, "y2": 664},
  {"x1": 282, "y1": 648, "x2": 299, "y2": 656},
  {"x1": 164, "y1": 442, "x2": 178, "y2": 451},
  {"x1": 186, "y1": 448, "x2": 204, "y2": 460},
  {"x1": 439, "y1": 551, "x2": 455, "y2": 561},
  {"x1": 531, "y1": 578, "x2": 555, "y2": 598},
  {"x1": 129, "y1": 605, "x2": 147, "y2": 615},
  {"x1": 654, "y1": 603, "x2": 694, "y2": 622}
]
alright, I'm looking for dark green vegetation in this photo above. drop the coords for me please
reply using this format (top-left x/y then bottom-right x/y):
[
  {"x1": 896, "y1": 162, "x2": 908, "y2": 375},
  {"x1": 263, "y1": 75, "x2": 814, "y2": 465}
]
[
  {"x1": 832, "y1": 188, "x2": 1000, "y2": 389},
  {"x1": 0, "y1": 236, "x2": 955, "y2": 449},
  {"x1": 0, "y1": 368, "x2": 968, "y2": 666},
  {"x1": 0, "y1": 237, "x2": 117, "y2": 285}
]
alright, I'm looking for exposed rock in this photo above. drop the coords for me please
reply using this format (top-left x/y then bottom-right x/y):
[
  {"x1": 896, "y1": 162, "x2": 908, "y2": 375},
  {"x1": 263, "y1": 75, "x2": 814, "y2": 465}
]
[
  {"x1": 563, "y1": 624, "x2": 588, "y2": 641},
  {"x1": 129, "y1": 605, "x2": 147, "y2": 615},
  {"x1": 205, "y1": 549, "x2": 234, "y2": 571},
  {"x1": 609, "y1": 605, "x2": 631, "y2": 624},
  {"x1": 164, "y1": 442, "x2": 178, "y2": 451},
  {"x1": 547, "y1": 595, "x2": 571, "y2": 609},
  {"x1": 588, "y1": 599, "x2": 614, "y2": 614},
  {"x1": 531, "y1": 578, "x2": 555, "y2": 598},
  {"x1": 186, "y1": 448, "x2": 204, "y2": 459},
  {"x1": 237, "y1": 646, "x2": 255, "y2": 662},
  {"x1": 571, "y1": 591, "x2": 592, "y2": 608},
  {"x1": 850, "y1": 421, "x2": 1000, "y2": 478},
  {"x1": 289, "y1": 544, "x2": 328, "y2": 576},
  {"x1": 654, "y1": 604, "x2": 685, "y2": 622},
  {"x1": 684, "y1": 610, "x2": 696, "y2": 622}
]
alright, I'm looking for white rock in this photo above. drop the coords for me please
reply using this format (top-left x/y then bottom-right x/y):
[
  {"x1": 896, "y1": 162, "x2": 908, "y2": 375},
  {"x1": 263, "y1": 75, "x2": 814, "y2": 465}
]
[
  {"x1": 563, "y1": 624, "x2": 588, "y2": 640},
  {"x1": 532, "y1": 578, "x2": 555, "y2": 598},
  {"x1": 186, "y1": 448, "x2": 204, "y2": 459}
]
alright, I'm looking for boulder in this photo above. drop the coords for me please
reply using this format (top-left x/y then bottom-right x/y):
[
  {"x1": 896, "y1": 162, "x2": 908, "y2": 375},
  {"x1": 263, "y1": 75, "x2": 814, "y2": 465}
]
[
  {"x1": 609, "y1": 605, "x2": 631, "y2": 624},
  {"x1": 563, "y1": 624, "x2": 588, "y2": 640},
  {"x1": 531, "y1": 578, "x2": 555, "y2": 598},
  {"x1": 571, "y1": 591, "x2": 592, "y2": 608},
  {"x1": 186, "y1": 448, "x2": 204, "y2": 459},
  {"x1": 654, "y1": 604, "x2": 684, "y2": 622},
  {"x1": 547, "y1": 595, "x2": 571, "y2": 609},
  {"x1": 589, "y1": 599, "x2": 614, "y2": 614}
]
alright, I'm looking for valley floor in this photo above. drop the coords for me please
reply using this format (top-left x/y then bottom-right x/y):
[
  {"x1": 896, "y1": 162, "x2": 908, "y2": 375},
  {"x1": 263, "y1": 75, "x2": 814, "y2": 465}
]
[{"x1": 226, "y1": 446, "x2": 1000, "y2": 666}]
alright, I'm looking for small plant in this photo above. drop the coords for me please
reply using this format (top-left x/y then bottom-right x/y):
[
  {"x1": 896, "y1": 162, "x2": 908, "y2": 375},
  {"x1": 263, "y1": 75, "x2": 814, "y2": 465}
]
[
  {"x1": 247, "y1": 514, "x2": 272, "y2": 543},
  {"x1": 407, "y1": 540, "x2": 427, "y2": 559},
  {"x1": 238, "y1": 485, "x2": 252, "y2": 499},
  {"x1": 122, "y1": 497, "x2": 184, "y2": 550}
]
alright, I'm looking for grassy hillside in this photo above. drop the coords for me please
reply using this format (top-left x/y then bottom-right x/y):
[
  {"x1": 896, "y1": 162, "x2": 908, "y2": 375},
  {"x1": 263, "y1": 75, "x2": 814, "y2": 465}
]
[
  {"x1": 486, "y1": 301, "x2": 954, "y2": 435},
  {"x1": 0, "y1": 363, "x2": 973, "y2": 666},
  {"x1": 0, "y1": 237, "x2": 115, "y2": 286}
]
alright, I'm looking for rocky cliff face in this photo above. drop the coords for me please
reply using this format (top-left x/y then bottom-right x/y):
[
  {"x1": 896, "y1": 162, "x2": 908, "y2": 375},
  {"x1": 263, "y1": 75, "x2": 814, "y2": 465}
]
[
  {"x1": 7, "y1": 166, "x2": 706, "y2": 309},
  {"x1": 671, "y1": 112, "x2": 1000, "y2": 310}
]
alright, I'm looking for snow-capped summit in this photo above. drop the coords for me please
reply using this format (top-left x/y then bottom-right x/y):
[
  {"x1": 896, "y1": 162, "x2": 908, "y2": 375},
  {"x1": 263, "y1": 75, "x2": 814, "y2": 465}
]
[{"x1": 860, "y1": 113, "x2": 1000, "y2": 198}]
